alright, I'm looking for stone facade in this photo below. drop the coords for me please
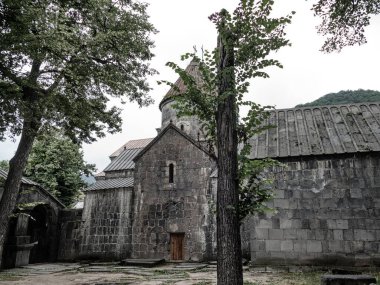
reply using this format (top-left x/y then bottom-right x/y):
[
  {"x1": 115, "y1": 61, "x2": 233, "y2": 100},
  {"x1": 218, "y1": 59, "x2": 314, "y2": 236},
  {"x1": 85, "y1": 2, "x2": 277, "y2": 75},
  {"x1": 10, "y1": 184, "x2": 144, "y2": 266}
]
[
  {"x1": 248, "y1": 153, "x2": 380, "y2": 266},
  {"x1": 132, "y1": 126, "x2": 216, "y2": 261},
  {"x1": 57, "y1": 209, "x2": 83, "y2": 261},
  {"x1": 79, "y1": 188, "x2": 133, "y2": 260}
]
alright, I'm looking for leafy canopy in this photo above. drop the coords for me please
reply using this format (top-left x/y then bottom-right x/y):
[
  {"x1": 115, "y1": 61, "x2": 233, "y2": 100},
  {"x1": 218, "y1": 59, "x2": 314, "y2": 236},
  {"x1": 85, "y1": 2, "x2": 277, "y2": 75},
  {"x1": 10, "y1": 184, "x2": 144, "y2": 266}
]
[
  {"x1": 160, "y1": 0, "x2": 293, "y2": 220},
  {"x1": 296, "y1": 89, "x2": 380, "y2": 107},
  {"x1": 0, "y1": 0, "x2": 156, "y2": 142},
  {"x1": 312, "y1": 0, "x2": 380, "y2": 52},
  {"x1": 0, "y1": 160, "x2": 9, "y2": 171},
  {"x1": 25, "y1": 130, "x2": 95, "y2": 206}
]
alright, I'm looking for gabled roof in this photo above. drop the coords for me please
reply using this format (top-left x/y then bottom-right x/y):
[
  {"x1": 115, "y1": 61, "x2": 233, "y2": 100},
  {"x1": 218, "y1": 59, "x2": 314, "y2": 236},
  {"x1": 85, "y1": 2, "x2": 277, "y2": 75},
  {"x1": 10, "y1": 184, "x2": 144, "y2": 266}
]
[
  {"x1": 104, "y1": 148, "x2": 141, "y2": 172},
  {"x1": 0, "y1": 169, "x2": 39, "y2": 186},
  {"x1": 134, "y1": 123, "x2": 212, "y2": 162},
  {"x1": 159, "y1": 58, "x2": 204, "y2": 110},
  {"x1": 84, "y1": 177, "x2": 134, "y2": 191},
  {"x1": 109, "y1": 138, "x2": 153, "y2": 158},
  {"x1": 249, "y1": 102, "x2": 380, "y2": 159},
  {"x1": 0, "y1": 169, "x2": 65, "y2": 208}
]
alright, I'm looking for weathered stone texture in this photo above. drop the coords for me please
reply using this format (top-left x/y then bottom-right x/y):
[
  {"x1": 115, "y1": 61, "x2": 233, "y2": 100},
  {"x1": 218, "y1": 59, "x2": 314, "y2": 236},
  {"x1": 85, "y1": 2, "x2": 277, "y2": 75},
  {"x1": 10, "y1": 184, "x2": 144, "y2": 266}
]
[
  {"x1": 249, "y1": 154, "x2": 380, "y2": 266},
  {"x1": 57, "y1": 209, "x2": 83, "y2": 261},
  {"x1": 161, "y1": 100, "x2": 206, "y2": 141},
  {"x1": 132, "y1": 127, "x2": 216, "y2": 261},
  {"x1": 80, "y1": 188, "x2": 133, "y2": 260}
]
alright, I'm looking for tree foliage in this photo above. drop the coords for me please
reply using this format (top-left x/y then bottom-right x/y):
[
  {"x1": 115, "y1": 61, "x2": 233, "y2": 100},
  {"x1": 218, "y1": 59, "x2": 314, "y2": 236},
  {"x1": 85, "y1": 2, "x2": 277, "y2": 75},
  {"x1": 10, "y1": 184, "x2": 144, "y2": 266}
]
[
  {"x1": 296, "y1": 89, "x2": 380, "y2": 107},
  {"x1": 161, "y1": 1, "x2": 293, "y2": 283},
  {"x1": 25, "y1": 131, "x2": 95, "y2": 206},
  {"x1": 0, "y1": 0, "x2": 156, "y2": 266},
  {"x1": 161, "y1": 0, "x2": 293, "y2": 222},
  {"x1": 0, "y1": 0, "x2": 156, "y2": 142},
  {"x1": 0, "y1": 160, "x2": 9, "y2": 171},
  {"x1": 312, "y1": 0, "x2": 380, "y2": 52}
]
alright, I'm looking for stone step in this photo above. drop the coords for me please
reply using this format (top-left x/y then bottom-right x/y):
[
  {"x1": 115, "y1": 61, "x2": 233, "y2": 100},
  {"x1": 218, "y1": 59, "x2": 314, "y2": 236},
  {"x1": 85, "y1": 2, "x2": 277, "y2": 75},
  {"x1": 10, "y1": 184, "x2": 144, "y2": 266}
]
[
  {"x1": 321, "y1": 274, "x2": 377, "y2": 285},
  {"x1": 120, "y1": 258, "x2": 165, "y2": 267}
]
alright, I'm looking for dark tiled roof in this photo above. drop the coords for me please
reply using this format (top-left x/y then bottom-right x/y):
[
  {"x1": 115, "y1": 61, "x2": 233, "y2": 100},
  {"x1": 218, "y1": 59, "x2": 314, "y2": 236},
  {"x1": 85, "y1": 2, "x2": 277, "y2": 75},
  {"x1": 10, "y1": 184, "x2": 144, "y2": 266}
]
[
  {"x1": 249, "y1": 102, "x2": 380, "y2": 159},
  {"x1": 85, "y1": 177, "x2": 134, "y2": 191},
  {"x1": 104, "y1": 148, "x2": 142, "y2": 172},
  {"x1": 110, "y1": 138, "x2": 153, "y2": 158},
  {"x1": 0, "y1": 169, "x2": 39, "y2": 186},
  {"x1": 0, "y1": 169, "x2": 65, "y2": 208},
  {"x1": 159, "y1": 58, "x2": 204, "y2": 110}
]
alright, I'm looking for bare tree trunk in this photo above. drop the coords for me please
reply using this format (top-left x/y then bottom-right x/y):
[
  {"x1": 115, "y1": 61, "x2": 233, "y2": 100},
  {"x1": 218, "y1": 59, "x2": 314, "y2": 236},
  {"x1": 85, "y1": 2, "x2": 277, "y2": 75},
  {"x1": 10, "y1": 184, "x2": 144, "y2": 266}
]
[
  {"x1": 216, "y1": 24, "x2": 243, "y2": 285},
  {"x1": 0, "y1": 119, "x2": 39, "y2": 268}
]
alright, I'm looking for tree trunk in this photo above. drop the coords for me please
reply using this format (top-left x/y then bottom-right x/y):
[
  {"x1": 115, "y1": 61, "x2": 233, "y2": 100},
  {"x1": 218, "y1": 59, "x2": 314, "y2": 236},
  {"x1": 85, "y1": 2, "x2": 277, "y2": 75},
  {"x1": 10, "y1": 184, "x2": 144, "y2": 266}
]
[
  {"x1": 0, "y1": 119, "x2": 39, "y2": 268},
  {"x1": 216, "y1": 25, "x2": 243, "y2": 284}
]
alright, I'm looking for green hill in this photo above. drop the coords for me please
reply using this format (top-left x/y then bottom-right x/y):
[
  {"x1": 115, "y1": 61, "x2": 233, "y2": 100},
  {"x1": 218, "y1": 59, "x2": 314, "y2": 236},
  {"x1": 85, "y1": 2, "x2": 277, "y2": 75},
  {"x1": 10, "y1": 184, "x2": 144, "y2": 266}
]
[{"x1": 296, "y1": 89, "x2": 380, "y2": 108}]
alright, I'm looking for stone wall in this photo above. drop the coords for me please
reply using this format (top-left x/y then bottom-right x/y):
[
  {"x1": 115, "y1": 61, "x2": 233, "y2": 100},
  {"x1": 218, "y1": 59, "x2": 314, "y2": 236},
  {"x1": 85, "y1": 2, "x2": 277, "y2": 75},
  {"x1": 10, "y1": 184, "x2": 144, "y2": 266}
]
[
  {"x1": 79, "y1": 188, "x2": 133, "y2": 260},
  {"x1": 249, "y1": 153, "x2": 380, "y2": 266},
  {"x1": 161, "y1": 100, "x2": 206, "y2": 141},
  {"x1": 57, "y1": 209, "x2": 83, "y2": 261},
  {"x1": 132, "y1": 127, "x2": 216, "y2": 261}
]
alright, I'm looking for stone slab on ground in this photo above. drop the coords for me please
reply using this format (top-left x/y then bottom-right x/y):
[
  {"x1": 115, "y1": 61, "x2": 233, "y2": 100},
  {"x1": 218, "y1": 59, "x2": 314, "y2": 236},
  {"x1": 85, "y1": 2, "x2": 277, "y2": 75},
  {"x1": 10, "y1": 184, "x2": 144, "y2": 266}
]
[
  {"x1": 321, "y1": 274, "x2": 377, "y2": 285},
  {"x1": 120, "y1": 259, "x2": 165, "y2": 267},
  {"x1": 174, "y1": 263, "x2": 208, "y2": 270}
]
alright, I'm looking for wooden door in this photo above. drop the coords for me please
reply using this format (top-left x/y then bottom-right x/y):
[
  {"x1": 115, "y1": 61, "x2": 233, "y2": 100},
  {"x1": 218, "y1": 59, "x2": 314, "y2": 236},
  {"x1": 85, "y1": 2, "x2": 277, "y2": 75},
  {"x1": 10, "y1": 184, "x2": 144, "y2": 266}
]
[{"x1": 170, "y1": 233, "x2": 184, "y2": 260}]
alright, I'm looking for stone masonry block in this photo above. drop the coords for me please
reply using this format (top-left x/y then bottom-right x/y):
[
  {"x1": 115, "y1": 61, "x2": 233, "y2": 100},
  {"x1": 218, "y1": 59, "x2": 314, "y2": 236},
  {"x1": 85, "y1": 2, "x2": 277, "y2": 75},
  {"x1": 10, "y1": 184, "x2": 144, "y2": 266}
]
[
  {"x1": 254, "y1": 228, "x2": 269, "y2": 240},
  {"x1": 336, "y1": 219, "x2": 349, "y2": 229},
  {"x1": 333, "y1": 230, "x2": 344, "y2": 240},
  {"x1": 274, "y1": 199, "x2": 289, "y2": 209},
  {"x1": 275, "y1": 190, "x2": 285, "y2": 199},
  {"x1": 280, "y1": 219, "x2": 292, "y2": 229},
  {"x1": 307, "y1": 240, "x2": 322, "y2": 253},
  {"x1": 328, "y1": 241, "x2": 343, "y2": 252},
  {"x1": 268, "y1": 229, "x2": 284, "y2": 240},
  {"x1": 293, "y1": 240, "x2": 307, "y2": 253},
  {"x1": 354, "y1": 230, "x2": 376, "y2": 241},
  {"x1": 257, "y1": 220, "x2": 272, "y2": 229},
  {"x1": 266, "y1": 240, "x2": 281, "y2": 251},
  {"x1": 283, "y1": 229, "x2": 298, "y2": 240},
  {"x1": 281, "y1": 240, "x2": 294, "y2": 252}
]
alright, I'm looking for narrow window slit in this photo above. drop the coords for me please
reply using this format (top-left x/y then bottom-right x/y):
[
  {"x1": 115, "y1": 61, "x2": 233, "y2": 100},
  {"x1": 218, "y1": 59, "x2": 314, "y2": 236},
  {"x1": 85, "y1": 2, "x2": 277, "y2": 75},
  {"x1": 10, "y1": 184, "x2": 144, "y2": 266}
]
[{"x1": 169, "y1": 163, "x2": 174, "y2": 183}]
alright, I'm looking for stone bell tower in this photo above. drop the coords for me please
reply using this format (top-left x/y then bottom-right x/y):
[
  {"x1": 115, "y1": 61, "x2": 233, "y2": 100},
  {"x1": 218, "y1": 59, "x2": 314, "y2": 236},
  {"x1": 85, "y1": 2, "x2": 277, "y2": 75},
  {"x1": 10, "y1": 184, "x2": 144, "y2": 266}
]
[{"x1": 159, "y1": 59, "x2": 206, "y2": 142}]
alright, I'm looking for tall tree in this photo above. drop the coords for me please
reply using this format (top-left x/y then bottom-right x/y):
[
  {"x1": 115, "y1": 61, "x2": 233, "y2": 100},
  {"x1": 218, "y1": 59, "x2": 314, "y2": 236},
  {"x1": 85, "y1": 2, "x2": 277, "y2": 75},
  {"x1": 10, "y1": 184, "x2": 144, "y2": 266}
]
[
  {"x1": 0, "y1": 0, "x2": 156, "y2": 266},
  {"x1": 312, "y1": 0, "x2": 380, "y2": 52},
  {"x1": 162, "y1": 1, "x2": 292, "y2": 283},
  {"x1": 25, "y1": 131, "x2": 95, "y2": 206}
]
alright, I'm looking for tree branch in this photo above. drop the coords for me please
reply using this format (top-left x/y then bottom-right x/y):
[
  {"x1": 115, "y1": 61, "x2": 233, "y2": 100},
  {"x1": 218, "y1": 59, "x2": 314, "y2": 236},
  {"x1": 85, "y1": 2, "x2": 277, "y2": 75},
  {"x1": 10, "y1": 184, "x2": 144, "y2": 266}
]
[{"x1": 0, "y1": 62, "x2": 25, "y2": 88}]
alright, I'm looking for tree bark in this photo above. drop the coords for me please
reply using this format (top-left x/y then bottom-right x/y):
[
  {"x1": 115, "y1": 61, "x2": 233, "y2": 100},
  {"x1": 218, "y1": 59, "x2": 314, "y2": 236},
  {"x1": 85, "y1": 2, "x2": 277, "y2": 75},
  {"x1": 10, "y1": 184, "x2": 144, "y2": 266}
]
[
  {"x1": 216, "y1": 24, "x2": 243, "y2": 285},
  {"x1": 0, "y1": 115, "x2": 40, "y2": 268}
]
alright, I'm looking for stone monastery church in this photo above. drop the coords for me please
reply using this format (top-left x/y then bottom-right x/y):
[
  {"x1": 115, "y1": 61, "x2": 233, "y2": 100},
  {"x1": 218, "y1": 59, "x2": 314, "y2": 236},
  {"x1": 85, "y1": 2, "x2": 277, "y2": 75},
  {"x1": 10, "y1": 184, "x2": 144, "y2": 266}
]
[{"x1": 2, "y1": 60, "x2": 380, "y2": 268}]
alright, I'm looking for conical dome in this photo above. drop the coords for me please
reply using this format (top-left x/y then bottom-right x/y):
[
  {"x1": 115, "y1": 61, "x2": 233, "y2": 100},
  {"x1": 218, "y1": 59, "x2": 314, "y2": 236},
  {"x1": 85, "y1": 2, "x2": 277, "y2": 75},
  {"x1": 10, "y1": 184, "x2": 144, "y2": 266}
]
[
  {"x1": 159, "y1": 58, "x2": 204, "y2": 111},
  {"x1": 159, "y1": 59, "x2": 205, "y2": 141}
]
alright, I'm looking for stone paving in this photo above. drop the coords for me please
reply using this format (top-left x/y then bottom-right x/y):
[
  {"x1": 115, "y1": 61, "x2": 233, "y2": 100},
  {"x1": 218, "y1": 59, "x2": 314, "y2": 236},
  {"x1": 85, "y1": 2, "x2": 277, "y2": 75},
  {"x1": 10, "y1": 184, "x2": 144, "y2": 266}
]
[
  {"x1": 0, "y1": 262, "x2": 379, "y2": 285},
  {"x1": 0, "y1": 262, "x2": 272, "y2": 285}
]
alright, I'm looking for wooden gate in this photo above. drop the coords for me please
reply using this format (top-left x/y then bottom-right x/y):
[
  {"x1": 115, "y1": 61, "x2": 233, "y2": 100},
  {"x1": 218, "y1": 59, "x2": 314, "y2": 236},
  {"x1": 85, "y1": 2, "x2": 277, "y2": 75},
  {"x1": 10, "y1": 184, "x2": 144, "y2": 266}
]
[{"x1": 170, "y1": 233, "x2": 184, "y2": 260}]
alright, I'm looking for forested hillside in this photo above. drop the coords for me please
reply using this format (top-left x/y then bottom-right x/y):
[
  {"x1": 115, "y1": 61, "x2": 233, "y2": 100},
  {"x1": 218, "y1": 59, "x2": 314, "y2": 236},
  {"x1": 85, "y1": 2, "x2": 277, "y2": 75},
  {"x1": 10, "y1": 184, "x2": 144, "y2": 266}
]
[{"x1": 296, "y1": 89, "x2": 380, "y2": 107}]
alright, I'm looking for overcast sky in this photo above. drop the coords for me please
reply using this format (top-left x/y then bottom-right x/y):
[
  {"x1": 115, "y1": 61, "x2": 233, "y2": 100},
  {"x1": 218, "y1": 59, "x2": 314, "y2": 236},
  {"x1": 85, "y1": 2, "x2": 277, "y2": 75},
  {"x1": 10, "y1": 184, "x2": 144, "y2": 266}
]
[{"x1": 1, "y1": 0, "x2": 380, "y2": 172}]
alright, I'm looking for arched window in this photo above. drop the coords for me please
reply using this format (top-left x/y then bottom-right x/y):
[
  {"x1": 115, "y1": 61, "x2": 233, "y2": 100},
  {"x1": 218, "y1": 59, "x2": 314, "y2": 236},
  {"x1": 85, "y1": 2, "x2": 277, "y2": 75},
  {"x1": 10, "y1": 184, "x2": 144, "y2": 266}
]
[
  {"x1": 180, "y1": 124, "x2": 184, "y2": 131},
  {"x1": 169, "y1": 163, "x2": 174, "y2": 183}
]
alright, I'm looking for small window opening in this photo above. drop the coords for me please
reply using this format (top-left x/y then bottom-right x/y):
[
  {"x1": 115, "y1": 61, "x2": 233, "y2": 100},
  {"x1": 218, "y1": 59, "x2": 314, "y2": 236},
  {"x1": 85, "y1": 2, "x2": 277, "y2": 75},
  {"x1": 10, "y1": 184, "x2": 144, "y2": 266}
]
[
  {"x1": 169, "y1": 163, "x2": 174, "y2": 183},
  {"x1": 180, "y1": 124, "x2": 184, "y2": 131}
]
